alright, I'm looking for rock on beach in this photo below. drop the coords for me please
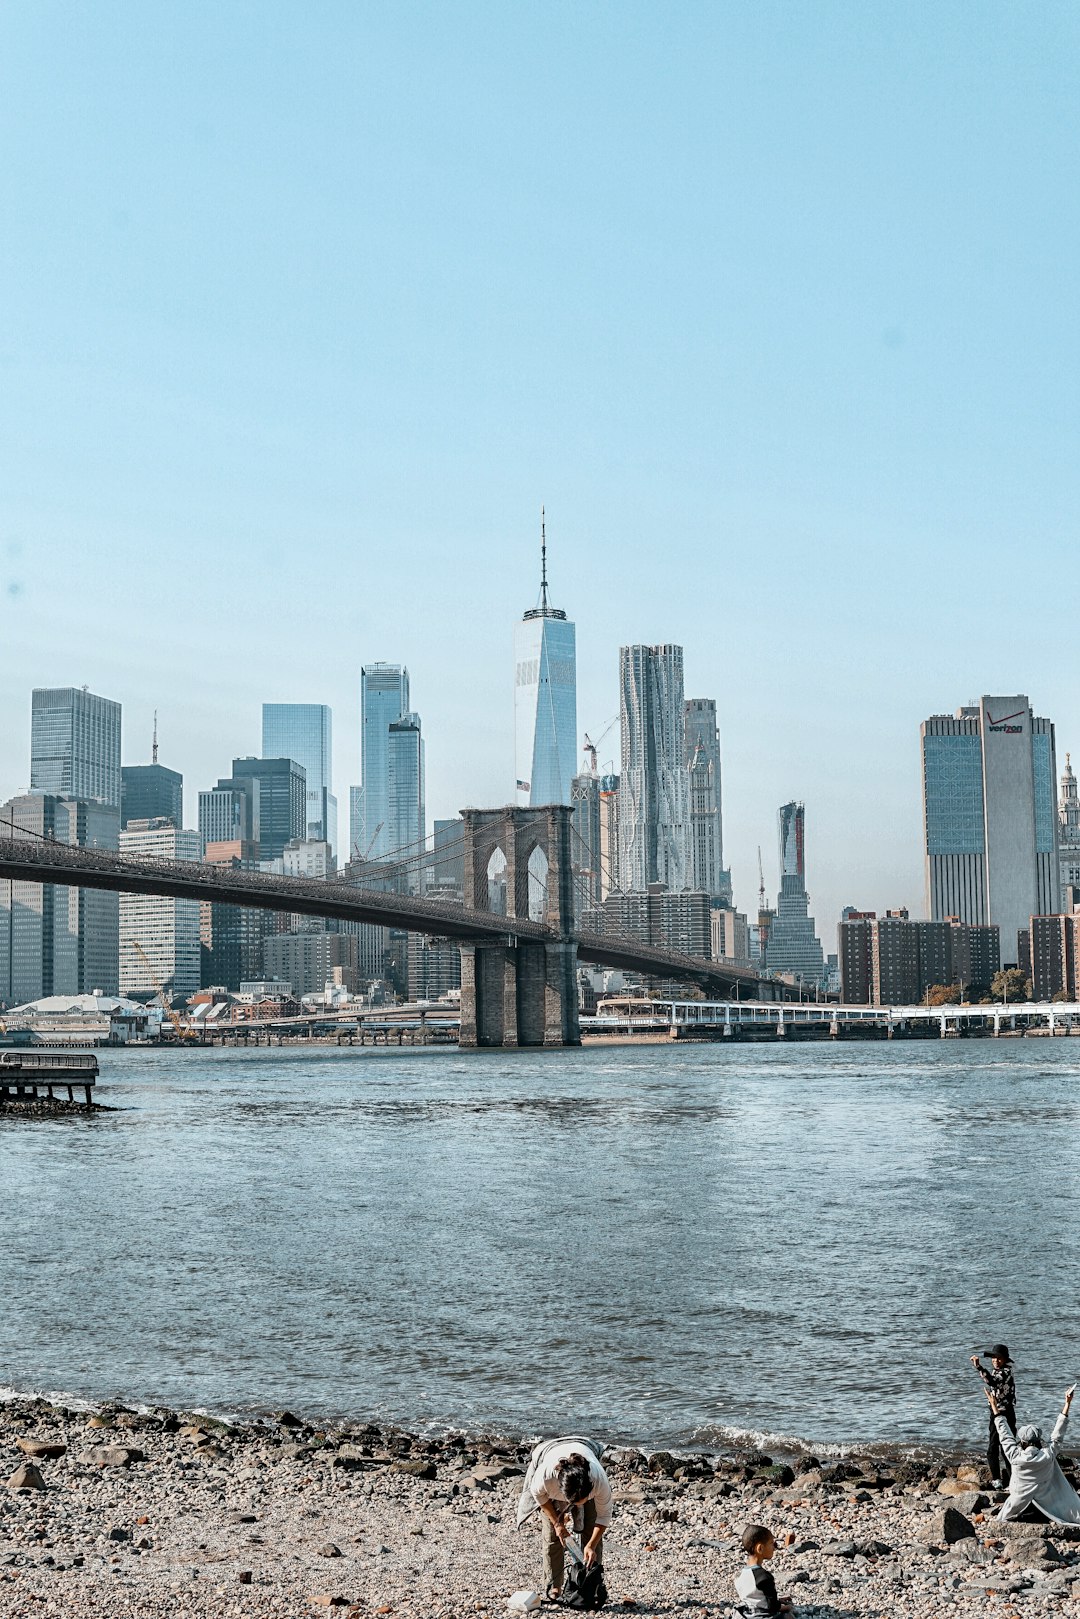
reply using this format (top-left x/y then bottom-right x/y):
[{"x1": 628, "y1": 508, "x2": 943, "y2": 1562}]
[{"x1": 2, "y1": 1393, "x2": 1080, "y2": 1617}]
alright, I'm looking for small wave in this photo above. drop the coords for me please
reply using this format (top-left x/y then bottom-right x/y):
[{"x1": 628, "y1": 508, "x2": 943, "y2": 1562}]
[{"x1": 688, "y1": 1421, "x2": 963, "y2": 1462}]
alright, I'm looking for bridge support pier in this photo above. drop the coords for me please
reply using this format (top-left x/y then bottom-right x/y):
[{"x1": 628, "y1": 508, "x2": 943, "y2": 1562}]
[
  {"x1": 459, "y1": 938, "x2": 580, "y2": 1049},
  {"x1": 458, "y1": 806, "x2": 581, "y2": 1050}
]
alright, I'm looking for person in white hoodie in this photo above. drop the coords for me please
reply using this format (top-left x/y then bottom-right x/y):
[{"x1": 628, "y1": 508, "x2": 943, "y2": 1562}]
[
  {"x1": 515, "y1": 1435, "x2": 613, "y2": 1598},
  {"x1": 987, "y1": 1384, "x2": 1080, "y2": 1524}
]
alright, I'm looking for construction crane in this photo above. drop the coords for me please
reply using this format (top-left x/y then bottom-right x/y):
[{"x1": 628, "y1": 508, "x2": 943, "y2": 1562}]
[
  {"x1": 350, "y1": 821, "x2": 385, "y2": 864},
  {"x1": 133, "y1": 942, "x2": 194, "y2": 1042},
  {"x1": 582, "y1": 715, "x2": 619, "y2": 775}
]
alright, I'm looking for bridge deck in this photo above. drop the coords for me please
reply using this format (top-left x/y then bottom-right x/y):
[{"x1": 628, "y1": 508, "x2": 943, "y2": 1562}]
[{"x1": 0, "y1": 835, "x2": 780, "y2": 999}]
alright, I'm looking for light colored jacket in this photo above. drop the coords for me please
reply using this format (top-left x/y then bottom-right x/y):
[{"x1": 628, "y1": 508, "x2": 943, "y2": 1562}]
[
  {"x1": 996, "y1": 1410, "x2": 1080, "y2": 1524},
  {"x1": 515, "y1": 1435, "x2": 612, "y2": 1529}
]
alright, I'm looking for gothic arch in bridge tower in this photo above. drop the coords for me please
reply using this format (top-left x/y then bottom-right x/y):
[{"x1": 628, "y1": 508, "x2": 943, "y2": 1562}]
[
  {"x1": 458, "y1": 805, "x2": 580, "y2": 1049},
  {"x1": 485, "y1": 846, "x2": 508, "y2": 916}
]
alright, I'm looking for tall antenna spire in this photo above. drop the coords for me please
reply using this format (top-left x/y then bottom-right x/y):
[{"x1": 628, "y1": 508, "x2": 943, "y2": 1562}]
[
  {"x1": 152, "y1": 710, "x2": 158, "y2": 766},
  {"x1": 540, "y1": 505, "x2": 548, "y2": 610}
]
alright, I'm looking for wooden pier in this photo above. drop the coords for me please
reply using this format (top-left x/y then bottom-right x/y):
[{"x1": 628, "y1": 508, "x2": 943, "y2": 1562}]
[{"x1": 0, "y1": 1050, "x2": 98, "y2": 1106}]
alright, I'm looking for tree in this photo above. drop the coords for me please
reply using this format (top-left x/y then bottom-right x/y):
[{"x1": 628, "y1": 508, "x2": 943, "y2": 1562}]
[
  {"x1": 991, "y1": 967, "x2": 1031, "y2": 1003},
  {"x1": 925, "y1": 983, "x2": 961, "y2": 1006},
  {"x1": 1053, "y1": 988, "x2": 1073, "y2": 1004}
]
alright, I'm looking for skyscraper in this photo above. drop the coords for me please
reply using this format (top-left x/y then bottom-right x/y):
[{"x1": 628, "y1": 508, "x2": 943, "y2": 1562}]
[
  {"x1": 261, "y1": 704, "x2": 337, "y2": 850},
  {"x1": 514, "y1": 513, "x2": 576, "y2": 806},
  {"x1": 360, "y1": 664, "x2": 410, "y2": 862},
  {"x1": 432, "y1": 818, "x2": 465, "y2": 896},
  {"x1": 684, "y1": 698, "x2": 730, "y2": 902},
  {"x1": 119, "y1": 821, "x2": 201, "y2": 1001},
  {"x1": 199, "y1": 776, "x2": 260, "y2": 853},
  {"x1": 229, "y1": 758, "x2": 306, "y2": 863},
  {"x1": 349, "y1": 786, "x2": 364, "y2": 862},
  {"x1": 0, "y1": 793, "x2": 119, "y2": 1002},
  {"x1": 31, "y1": 687, "x2": 121, "y2": 808},
  {"x1": 571, "y1": 772, "x2": 603, "y2": 912},
  {"x1": 618, "y1": 645, "x2": 689, "y2": 892},
  {"x1": 386, "y1": 712, "x2": 425, "y2": 893},
  {"x1": 122, "y1": 764, "x2": 183, "y2": 829},
  {"x1": 921, "y1": 696, "x2": 1059, "y2": 962},
  {"x1": 763, "y1": 801, "x2": 825, "y2": 986},
  {"x1": 121, "y1": 715, "x2": 182, "y2": 829}
]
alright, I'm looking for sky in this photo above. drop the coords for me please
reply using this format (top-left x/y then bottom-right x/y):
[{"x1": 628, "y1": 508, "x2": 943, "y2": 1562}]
[{"x1": 2, "y1": 1, "x2": 1079, "y2": 942}]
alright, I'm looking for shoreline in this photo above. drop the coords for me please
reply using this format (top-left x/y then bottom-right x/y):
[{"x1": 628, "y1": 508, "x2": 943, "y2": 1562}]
[
  {"x1": 4, "y1": 1391, "x2": 1080, "y2": 1617},
  {"x1": 0, "y1": 1383, "x2": 986, "y2": 1467}
]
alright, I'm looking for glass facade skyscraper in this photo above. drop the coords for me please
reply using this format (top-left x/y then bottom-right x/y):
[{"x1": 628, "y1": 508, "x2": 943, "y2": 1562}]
[
  {"x1": 360, "y1": 665, "x2": 410, "y2": 862},
  {"x1": 261, "y1": 703, "x2": 337, "y2": 850},
  {"x1": 514, "y1": 518, "x2": 576, "y2": 806},
  {"x1": 387, "y1": 713, "x2": 425, "y2": 894},
  {"x1": 121, "y1": 764, "x2": 183, "y2": 829},
  {"x1": 229, "y1": 757, "x2": 306, "y2": 863},
  {"x1": 0, "y1": 792, "x2": 119, "y2": 1002},
  {"x1": 618, "y1": 644, "x2": 690, "y2": 893},
  {"x1": 922, "y1": 696, "x2": 1059, "y2": 963},
  {"x1": 31, "y1": 687, "x2": 121, "y2": 808}
]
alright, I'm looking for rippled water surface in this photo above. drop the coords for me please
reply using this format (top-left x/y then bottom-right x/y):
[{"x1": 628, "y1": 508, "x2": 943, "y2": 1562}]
[{"x1": 4, "y1": 1040, "x2": 1080, "y2": 1451}]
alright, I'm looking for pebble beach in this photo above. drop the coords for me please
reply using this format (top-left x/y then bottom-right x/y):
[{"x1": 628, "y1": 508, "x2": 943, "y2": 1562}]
[{"x1": 3, "y1": 1395, "x2": 1080, "y2": 1619}]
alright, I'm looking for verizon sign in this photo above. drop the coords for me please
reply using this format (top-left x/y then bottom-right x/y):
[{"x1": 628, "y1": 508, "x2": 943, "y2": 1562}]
[{"x1": 986, "y1": 707, "x2": 1025, "y2": 734}]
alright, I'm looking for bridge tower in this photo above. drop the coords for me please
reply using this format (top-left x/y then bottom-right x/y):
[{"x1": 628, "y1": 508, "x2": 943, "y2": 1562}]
[{"x1": 458, "y1": 805, "x2": 581, "y2": 1049}]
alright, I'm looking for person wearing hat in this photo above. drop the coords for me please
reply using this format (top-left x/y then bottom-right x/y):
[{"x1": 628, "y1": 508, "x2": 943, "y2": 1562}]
[
  {"x1": 971, "y1": 1344, "x2": 1016, "y2": 1488},
  {"x1": 986, "y1": 1384, "x2": 1080, "y2": 1524}
]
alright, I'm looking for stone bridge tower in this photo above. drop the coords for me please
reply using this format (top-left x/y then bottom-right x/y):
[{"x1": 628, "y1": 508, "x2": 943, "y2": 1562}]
[{"x1": 458, "y1": 805, "x2": 581, "y2": 1048}]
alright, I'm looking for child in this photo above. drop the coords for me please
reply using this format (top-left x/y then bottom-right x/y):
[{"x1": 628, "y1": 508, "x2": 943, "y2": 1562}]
[
  {"x1": 734, "y1": 1524, "x2": 793, "y2": 1617},
  {"x1": 971, "y1": 1344, "x2": 1017, "y2": 1489}
]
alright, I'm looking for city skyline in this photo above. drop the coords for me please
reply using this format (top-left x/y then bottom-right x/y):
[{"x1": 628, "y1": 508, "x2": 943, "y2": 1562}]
[{"x1": 6, "y1": 665, "x2": 1080, "y2": 947}]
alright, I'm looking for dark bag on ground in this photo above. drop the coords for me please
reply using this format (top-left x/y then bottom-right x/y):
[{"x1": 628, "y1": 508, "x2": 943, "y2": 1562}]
[{"x1": 562, "y1": 1557, "x2": 607, "y2": 1610}]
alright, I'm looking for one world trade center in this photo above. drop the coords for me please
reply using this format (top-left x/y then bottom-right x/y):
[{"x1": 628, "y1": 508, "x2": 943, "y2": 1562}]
[{"x1": 514, "y1": 511, "x2": 577, "y2": 806}]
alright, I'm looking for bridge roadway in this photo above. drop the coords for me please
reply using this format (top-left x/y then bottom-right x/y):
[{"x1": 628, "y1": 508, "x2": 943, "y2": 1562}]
[{"x1": 0, "y1": 835, "x2": 781, "y2": 1001}]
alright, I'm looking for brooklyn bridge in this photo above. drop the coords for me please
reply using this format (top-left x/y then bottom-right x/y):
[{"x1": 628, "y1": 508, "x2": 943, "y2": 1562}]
[{"x1": 0, "y1": 804, "x2": 787, "y2": 1049}]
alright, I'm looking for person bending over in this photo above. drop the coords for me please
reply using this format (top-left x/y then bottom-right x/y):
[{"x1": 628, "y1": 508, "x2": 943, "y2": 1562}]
[
  {"x1": 971, "y1": 1343, "x2": 1017, "y2": 1488},
  {"x1": 987, "y1": 1384, "x2": 1080, "y2": 1524},
  {"x1": 515, "y1": 1435, "x2": 612, "y2": 1599},
  {"x1": 734, "y1": 1524, "x2": 793, "y2": 1617}
]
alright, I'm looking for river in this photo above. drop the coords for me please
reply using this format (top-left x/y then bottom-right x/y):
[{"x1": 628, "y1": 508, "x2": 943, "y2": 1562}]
[{"x1": 3, "y1": 1039, "x2": 1078, "y2": 1455}]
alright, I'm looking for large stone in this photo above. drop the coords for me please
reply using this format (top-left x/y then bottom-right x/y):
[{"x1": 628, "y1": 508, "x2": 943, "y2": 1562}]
[
  {"x1": 390, "y1": 1459, "x2": 436, "y2": 1479},
  {"x1": 330, "y1": 1446, "x2": 376, "y2": 1471},
  {"x1": 947, "y1": 1490, "x2": 990, "y2": 1515},
  {"x1": 938, "y1": 1475, "x2": 976, "y2": 1497},
  {"x1": 15, "y1": 1438, "x2": 66, "y2": 1459},
  {"x1": 1008, "y1": 1537, "x2": 1064, "y2": 1567},
  {"x1": 995, "y1": 1518, "x2": 1051, "y2": 1539},
  {"x1": 6, "y1": 1461, "x2": 46, "y2": 1491},
  {"x1": 468, "y1": 1461, "x2": 523, "y2": 1484},
  {"x1": 922, "y1": 1506, "x2": 975, "y2": 1544},
  {"x1": 79, "y1": 1445, "x2": 145, "y2": 1468}
]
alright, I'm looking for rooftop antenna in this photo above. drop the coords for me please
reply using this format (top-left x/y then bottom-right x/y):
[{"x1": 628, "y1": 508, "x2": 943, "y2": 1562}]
[
  {"x1": 540, "y1": 505, "x2": 549, "y2": 611},
  {"x1": 152, "y1": 710, "x2": 158, "y2": 765}
]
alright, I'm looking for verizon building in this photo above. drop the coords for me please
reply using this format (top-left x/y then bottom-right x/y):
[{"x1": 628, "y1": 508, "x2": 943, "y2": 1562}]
[{"x1": 921, "y1": 696, "x2": 1060, "y2": 964}]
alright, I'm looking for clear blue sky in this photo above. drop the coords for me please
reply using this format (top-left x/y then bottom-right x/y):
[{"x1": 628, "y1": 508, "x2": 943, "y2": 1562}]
[{"x1": 2, "y1": 1, "x2": 1078, "y2": 939}]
